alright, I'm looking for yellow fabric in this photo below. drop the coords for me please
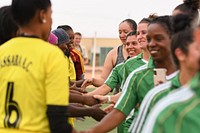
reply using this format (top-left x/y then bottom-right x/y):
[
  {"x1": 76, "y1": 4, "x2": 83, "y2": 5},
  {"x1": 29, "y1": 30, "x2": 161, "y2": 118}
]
[
  {"x1": 68, "y1": 57, "x2": 76, "y2": 81},
  {"x1": 68, "y1": 118, "x2": 75, "y2": 127},
  {"x1": 0, "y1": 37, "x2": 69, "y2": 133}
]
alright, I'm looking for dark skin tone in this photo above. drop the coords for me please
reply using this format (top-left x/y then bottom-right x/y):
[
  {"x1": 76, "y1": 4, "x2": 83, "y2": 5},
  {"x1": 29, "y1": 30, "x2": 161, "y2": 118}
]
[
  {"x1": 69, "y1": 93, "x2": 100, "y2": 106},
  {"x1": 69, "y1": 76, "x2": 106, "y2": 122},
  {"x1": 68, "y1": 104, "x2": 107, "y2": 121},
  {"x1": 70, "y1": 79, "x2": 85, "y2": 87},
  {"x1": 70, "y1": 81, "x2": 87, "y2": 93},
  {"x1": 146, "y1": 23, "x2": 177, "y2": 75}
]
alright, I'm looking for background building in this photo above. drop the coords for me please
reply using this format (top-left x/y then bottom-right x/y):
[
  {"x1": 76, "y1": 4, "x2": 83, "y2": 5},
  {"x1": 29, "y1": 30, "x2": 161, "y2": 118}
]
[{"x1": 81, "y1": 37, "x2": 121, "y2": 66}]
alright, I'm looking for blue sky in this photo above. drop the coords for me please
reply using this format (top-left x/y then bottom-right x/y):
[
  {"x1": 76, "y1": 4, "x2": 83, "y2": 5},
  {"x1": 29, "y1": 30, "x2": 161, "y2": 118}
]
[{"x1": 0, "y1": 0, "x2": 182, "y2": 38}]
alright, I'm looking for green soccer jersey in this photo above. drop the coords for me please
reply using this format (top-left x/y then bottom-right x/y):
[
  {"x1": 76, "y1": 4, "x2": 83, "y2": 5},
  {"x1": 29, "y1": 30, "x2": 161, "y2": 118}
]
[
  {"x1": 142, "y1": 73, "x2": 200, "y2": 133},
  {"x1": 105, "y1": 53, "x2": 147, "y2": 91},
  {"x1": 104, "y1": 62, "x2": 124, "y2": 90},
  {"x1": 131, "y1": 73, "x2": 180, "y2": 133},
  {"x1": 122, "y1": 53, "x2": 147, "y2": 87},
  {"x1": 115, "y1": 59, "x2": 155, "y2": 116},
  {"x1": 115, "y1": 58, "x2": 177, "y2": 133},
  {"x1": 0, "y1": 37, "x2": 70, "y2": 133}
]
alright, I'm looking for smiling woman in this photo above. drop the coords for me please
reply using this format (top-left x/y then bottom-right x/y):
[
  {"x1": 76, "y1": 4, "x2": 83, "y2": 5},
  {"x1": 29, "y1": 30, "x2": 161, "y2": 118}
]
[{"x1": 146, "y1": 16, "x2": 173, "y2": 64}]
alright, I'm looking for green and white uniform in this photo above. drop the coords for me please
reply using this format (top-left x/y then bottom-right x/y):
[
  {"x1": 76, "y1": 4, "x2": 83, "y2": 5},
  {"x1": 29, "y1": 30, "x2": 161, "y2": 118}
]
[
  {"x1": 122, "y1": 53, "x2": 147, "y2": 87},
  {"x1": 105, "y1": 54, "x2": 147, "y2": 133},
  {"x1": 130, "y1": 73, "x2": 180, "y2": 133},
  {"x1": 115, "y1": 58, "x2": 177, "y2": 133},
  {"x1": 142, "y1": 73, "x2": 200, "y2": 133},
  {"x1": 105, "y1": 62, "x2": 125, "y2": 91},
  {"x1": 105, "y1": 53, "x2": 147, "y2": 91}
]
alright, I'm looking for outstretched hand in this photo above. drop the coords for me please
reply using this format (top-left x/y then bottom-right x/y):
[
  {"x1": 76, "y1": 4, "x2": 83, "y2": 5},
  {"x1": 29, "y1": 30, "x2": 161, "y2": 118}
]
[
  {"x1": 93, "y1": 95, "x2": 116, "y2": 104},
  {"x1": 93, "y1": 95, "x2": 108, "y2": 104},
  {"x1": 83, "y1": 95, "x2": 100, "y2": 106},
  {"x1": 103, "y1": 104, "x2": 115, "y2": 113},
  {"x1": 90, "y1": 104, "x2": 107, "y2": 121},
  {"x1": 70, "y1": 83, "x2": 87, "y2": 93},
  {"x1": 80, "y1": 78, "x2": 93, "y2": 91}
]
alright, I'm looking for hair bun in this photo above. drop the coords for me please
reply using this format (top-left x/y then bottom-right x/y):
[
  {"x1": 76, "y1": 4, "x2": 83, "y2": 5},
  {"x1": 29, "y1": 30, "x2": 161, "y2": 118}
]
[
  {"x1": 148, "y1": 13, "x2": 158, "y2": 20},
  {"x1": 173, "y1": 14, "x2": 193, "y2": 33},
  {"x1": 184, "y1": 0, "x2": 200, "y2": 9}
]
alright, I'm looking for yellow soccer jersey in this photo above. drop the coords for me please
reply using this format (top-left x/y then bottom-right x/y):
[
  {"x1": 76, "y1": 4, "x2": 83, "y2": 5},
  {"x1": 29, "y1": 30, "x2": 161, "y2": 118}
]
[{"x1": 0, "y1": 37, "x2": 69, "y2": 133}]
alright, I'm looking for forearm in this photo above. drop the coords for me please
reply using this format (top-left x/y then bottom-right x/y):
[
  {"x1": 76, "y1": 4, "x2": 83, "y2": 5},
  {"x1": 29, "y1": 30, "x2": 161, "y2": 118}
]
[
  {"x1": 87, "y1": 84, "x2": 111, "y2": 96},
  {"x1": 69, "y1": 93, "x2": 84, "y2": 104},
  {"x1": 68, "y1": 104, "x2": 93, "y2": 117},
  {"x1": 92, "y1": 77, "x2": 105, "y2": 87},
  {"x1": 89, "y1": 109, "x2": 126, "y2": 133}
]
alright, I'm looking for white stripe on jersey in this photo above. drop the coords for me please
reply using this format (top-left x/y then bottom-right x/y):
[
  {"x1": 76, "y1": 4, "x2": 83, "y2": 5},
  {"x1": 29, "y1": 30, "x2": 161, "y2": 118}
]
[
  {"x1": 141, "y1": 85, "x2": 194, "y2": 133},
  {"x1": 130, "y1": 81, "x2": 172, "y2": 133},
  {"x1": 130, "y1": 70, "x2": 179, "y2": 133},
  {"x1": 121, "y1": 57, "x2": 147, "y2": 87},
  {"x1": 115, "y1": 64, "x2": 148, "y2": 108}
]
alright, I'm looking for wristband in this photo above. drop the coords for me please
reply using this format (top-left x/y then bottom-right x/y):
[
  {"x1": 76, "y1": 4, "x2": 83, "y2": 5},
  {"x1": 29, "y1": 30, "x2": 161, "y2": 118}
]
[{"x1": 107, "y1": 95, "x2": 111, "y2": 103}]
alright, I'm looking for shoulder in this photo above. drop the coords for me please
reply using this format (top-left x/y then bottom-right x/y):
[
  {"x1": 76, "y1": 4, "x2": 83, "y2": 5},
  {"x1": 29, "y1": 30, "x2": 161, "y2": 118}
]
[
  {"x1": 108, "y1": 46, "x2": 118, "y2": 55},
  {"x1": 142, "y1": 85, "x2": 194, "y2": 132},
  {"x1": 130, "y1": 65, "x2": 148, "y2": 76},
  {"x1": 106, "y1": 45, "x2": 122, "y2": 60},
  {"x1": 125, "y1": 56, "x2": 138, "y2": 64}
]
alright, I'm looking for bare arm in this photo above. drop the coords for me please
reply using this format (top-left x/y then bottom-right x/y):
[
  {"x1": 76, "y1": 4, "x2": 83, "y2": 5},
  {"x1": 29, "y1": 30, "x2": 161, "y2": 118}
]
[
  {"x1": 68, "y1": 104, "x2": 107, "y2": 121},
  {"x1": 69, "y1": 93, "x2": 99, "y2": 106},
  {"x1": 100, "y1": 48, "x2": 116, "y2": 81},
  {"x1": 87, "y1": 84, "x2": 112, "y2": 96},
  {"x1": 92, "y1": 92, "x2": 121, "y2": 104},
  {"x1": 82, "y1": 109, "x2": 126, "y2": 133}
]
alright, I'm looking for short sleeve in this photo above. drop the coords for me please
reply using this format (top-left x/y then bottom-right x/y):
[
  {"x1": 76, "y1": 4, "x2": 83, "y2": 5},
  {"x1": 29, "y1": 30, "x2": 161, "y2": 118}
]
[{"x1": 45, "y1": 49, "x2": 69, "y2": 105}]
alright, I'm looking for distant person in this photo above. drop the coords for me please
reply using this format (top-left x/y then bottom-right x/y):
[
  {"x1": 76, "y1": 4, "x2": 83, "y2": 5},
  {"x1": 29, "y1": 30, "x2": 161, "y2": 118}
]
[
  {"x1": 74, "y1": 32, "x2": 89, "y2": 65},
  {"x1": 52, "y1": 28, "x2": 69, "y2": 53},
  {"x1": 57, "y1": 25, "x2": 85, "y2": 80},
  {"x1": 0, "y1": 0, "x2": 76, "y2": 133}
]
